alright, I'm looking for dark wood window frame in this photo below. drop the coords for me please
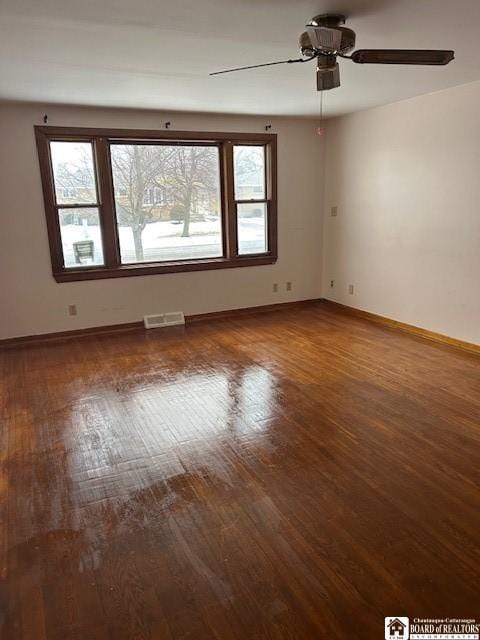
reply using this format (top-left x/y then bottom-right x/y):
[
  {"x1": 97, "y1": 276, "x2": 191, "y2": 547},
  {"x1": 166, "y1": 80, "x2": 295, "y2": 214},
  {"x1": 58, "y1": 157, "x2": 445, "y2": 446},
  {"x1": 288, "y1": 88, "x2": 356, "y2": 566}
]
[{"x1": 35, "y1": 126, "x2": 278, "y2": 283}]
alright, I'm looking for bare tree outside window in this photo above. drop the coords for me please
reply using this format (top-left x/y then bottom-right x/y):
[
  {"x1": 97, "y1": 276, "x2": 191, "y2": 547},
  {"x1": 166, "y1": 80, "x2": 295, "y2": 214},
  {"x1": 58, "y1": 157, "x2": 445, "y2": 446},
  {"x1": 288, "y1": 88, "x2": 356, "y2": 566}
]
[
  {"x1": 163, "y1": 145, "x2": 220, "y2": 239},
  {"x1": 110, "y1": 144, "x2": 222, "y2": 264},
  {"x1": 110, "y1": 144, "x2": 171, "y2": 262}
]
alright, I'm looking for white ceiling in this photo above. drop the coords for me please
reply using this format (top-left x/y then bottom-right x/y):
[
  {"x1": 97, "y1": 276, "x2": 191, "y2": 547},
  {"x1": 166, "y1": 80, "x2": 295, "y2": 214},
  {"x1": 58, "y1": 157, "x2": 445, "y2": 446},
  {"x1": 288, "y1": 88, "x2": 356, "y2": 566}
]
[{"x1": 1, "y1": 0, "x2": 480, "y2": 117}]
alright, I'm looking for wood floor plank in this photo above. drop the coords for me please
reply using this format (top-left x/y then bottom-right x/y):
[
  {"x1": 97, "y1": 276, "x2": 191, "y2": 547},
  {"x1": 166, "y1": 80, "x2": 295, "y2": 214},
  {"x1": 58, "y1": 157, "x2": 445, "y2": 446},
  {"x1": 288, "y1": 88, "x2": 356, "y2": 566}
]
[{"x1": 1, "y1": 303, "x2": 479, "y2": 639}]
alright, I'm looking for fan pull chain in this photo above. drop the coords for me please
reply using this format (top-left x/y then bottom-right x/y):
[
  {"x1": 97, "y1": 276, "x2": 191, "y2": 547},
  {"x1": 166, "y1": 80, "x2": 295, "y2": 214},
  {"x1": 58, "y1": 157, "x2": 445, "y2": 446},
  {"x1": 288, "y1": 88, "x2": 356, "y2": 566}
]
[{"x1": 317, "y1": 91, "x2": 325, "y2": 136}]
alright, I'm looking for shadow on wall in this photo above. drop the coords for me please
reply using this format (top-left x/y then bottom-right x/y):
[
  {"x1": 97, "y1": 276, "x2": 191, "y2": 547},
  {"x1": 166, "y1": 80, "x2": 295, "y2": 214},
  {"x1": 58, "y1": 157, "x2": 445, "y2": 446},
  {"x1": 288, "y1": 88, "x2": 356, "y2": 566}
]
[{"x1": 323, "y1": 121, "x2": 348, "y2": 296}]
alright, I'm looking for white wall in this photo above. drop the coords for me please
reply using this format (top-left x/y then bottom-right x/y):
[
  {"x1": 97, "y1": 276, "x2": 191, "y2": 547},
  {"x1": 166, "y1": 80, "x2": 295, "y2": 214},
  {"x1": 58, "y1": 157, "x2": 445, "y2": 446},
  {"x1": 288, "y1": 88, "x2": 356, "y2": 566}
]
[
  {"x1": 0, "y1": 103, "x2": 323, "y2": 339},
  {"x1": 322, "y1": 81, "x2": 480, "y2": 346}
]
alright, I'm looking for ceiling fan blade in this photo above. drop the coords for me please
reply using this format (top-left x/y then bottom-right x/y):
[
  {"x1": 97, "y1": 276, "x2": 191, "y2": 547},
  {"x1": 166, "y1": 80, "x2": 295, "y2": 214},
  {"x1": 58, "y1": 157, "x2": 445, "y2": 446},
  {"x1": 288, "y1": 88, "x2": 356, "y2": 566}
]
[
  {"x1": 317, "y1": 63, "x2": 340, "y2": 91},
  {"x1": 209, "y1": 58, "x2": 310, "y2": 76},
  {"x1": 351, "y1": 49, "x2": 455, "y2": 65}
]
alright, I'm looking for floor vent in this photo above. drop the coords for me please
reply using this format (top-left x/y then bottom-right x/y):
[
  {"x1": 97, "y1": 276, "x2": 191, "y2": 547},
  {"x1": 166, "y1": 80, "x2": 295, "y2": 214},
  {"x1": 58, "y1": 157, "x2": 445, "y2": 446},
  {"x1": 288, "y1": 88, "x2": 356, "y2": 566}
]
[{"x1": 144, "y1": 312, "x2": 185, "y2": 329}]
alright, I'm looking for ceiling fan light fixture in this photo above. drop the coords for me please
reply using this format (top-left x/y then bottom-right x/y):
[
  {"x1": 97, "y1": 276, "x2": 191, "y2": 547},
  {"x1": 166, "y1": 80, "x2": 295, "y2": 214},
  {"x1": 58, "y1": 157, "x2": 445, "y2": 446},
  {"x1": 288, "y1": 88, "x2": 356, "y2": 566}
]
[{"x1": 317, "y1": 63, "x2": 340, "y2": 91}]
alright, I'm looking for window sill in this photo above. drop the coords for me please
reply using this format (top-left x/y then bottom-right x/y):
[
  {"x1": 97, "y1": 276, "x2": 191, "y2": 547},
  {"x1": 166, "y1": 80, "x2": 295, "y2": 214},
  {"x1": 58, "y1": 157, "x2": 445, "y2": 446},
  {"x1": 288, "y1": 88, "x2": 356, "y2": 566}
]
[{"x1": 53, "y1": 255, "x2": 277, "y2": 282}]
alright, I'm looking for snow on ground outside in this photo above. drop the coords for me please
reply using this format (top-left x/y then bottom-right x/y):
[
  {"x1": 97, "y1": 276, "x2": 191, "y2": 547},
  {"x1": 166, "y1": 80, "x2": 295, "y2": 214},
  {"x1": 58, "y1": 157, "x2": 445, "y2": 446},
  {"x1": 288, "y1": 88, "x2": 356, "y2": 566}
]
[{"x1": 60, "y1": 218, "x2": 266, "y2": 267}]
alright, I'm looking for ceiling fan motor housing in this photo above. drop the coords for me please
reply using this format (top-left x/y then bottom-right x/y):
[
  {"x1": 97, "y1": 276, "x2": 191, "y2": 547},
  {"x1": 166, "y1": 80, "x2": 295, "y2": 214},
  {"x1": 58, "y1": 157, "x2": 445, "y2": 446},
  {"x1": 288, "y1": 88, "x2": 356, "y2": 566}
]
[{"x1": 302, "y1": 26, "x2": 356, "y2": 56}]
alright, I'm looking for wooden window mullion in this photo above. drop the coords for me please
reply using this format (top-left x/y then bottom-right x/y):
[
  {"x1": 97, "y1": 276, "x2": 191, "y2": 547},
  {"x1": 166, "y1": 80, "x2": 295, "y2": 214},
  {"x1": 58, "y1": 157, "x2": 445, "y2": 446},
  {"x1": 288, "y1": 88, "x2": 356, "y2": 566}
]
[
  {"x1": 266, "y1": 141, "x2": 277, "y2": 255},
  {"x1": 223, "y1": 141, "x2": 238, "y2": 259},
  {"x1": 94, "y1": 137, "x2": 120, "y2": 268}
]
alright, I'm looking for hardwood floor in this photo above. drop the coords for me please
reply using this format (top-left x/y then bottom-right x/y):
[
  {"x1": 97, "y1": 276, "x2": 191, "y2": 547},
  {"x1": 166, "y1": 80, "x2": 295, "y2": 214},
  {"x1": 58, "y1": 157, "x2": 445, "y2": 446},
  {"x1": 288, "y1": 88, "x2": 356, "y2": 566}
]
[{"x1": 1, "y1": 302, "x2": 479, "y2": 639}]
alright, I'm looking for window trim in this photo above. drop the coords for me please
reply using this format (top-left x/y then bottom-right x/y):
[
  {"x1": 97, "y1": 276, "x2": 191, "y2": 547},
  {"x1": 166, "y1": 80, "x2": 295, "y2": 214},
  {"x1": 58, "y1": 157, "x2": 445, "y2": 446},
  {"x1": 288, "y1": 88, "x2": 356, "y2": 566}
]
[{"x1": 35, "y1": 126, "x2": 277, "y2": 282}]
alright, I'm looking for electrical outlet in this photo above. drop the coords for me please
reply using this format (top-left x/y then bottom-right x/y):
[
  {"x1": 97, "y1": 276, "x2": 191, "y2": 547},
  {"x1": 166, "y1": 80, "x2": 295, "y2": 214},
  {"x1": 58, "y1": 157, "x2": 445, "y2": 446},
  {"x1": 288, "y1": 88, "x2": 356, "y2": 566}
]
[
  {"x1": 330, "y1": 280, "x2": 334, "y2": 288},
  {"x1": 68, "y1": 304, "x2": 77, "y2": 316},
  {"x1": 331, "y1": 206, "x2": 338, "y2": 217},
  {"x1": 348, "y1": 285, "x2": 354, "y2": 295},
  {"x1": 272, "y1": 283, "x2": 278, "y2": 293},
  {"x1": 286, "y1": 281, "x2": 292, "y2": 291}
]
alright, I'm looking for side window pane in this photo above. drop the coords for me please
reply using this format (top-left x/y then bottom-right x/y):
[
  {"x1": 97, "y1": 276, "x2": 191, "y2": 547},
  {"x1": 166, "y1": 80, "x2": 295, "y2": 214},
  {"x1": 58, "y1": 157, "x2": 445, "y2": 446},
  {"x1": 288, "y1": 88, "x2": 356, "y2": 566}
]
[
  {"x1": 233, "y1": 146, "x2": 265, "y2": 200},
  {"x1": 58, "y1": 207, "x2": 104, "y2": 268},
  {"x1": 110, "y1": 144, "x2": 223, "y2": 264},
  {"x1": 50, "y1": 141, "x2": 97, "y2": 204},
  {"x1": 237, "y1": 203, "x2": 267, "y2": 255}
]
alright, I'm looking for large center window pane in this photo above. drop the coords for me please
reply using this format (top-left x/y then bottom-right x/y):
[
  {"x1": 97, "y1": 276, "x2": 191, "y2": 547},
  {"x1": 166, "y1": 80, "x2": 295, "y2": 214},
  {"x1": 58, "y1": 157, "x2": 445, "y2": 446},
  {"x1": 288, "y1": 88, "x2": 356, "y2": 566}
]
[{"x1": 110, "y1": 144, "x2": 223, "y2": 264}]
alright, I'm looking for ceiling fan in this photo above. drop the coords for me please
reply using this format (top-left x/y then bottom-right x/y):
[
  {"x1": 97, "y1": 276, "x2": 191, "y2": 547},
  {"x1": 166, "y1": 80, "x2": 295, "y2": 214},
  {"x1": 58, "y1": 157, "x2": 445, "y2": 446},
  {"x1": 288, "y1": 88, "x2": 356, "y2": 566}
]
[{"x1": 210, "y1": 14, "x2": 455, "y2": 91}]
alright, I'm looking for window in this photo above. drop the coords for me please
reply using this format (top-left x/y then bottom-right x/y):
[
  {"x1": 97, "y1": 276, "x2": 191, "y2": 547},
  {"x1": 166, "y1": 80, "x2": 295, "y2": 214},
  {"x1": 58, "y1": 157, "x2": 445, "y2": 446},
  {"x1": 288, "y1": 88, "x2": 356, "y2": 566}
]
[
  {"x1": 61, "y1": 188, "x2": 78, "y2": 199},
  {"x1": 142, "y1": 186, "x2": 166, "y2": 207},
  {"x1": 234, "y1": 145, "x2": 268, "y2": 255},
  {"x1": 49, "y1": 140, "x2": 104, "y2": 268},
  {"x1": 35, "y1": 127, "x2": 277, "y2": 282},
  {"x1": 111, "y1": 143, "x2": 223, "y2": 264}
]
